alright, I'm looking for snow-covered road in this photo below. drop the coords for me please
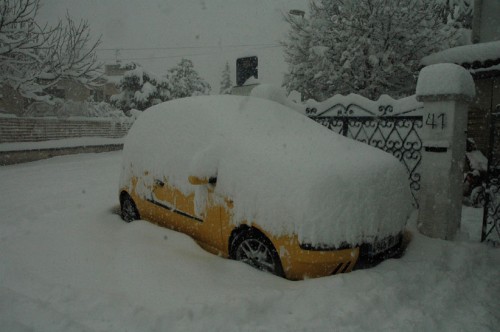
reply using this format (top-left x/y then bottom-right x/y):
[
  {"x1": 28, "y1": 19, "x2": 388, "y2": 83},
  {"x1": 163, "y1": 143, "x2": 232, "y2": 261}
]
[{"x1": 0, "y1": 152, "x2": 498, "y2": 331}]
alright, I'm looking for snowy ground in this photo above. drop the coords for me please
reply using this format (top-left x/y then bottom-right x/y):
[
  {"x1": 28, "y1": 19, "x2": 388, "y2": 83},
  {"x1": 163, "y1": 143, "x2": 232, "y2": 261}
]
[{"x1": 0, "y1": 151, "x2": 498, "y2": 331}]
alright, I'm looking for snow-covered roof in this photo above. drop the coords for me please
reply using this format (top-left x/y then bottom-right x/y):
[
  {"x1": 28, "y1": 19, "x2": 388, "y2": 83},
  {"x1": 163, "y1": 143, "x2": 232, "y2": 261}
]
[
  {"x1": 421, "y1": 41, "x2": 500, "y2": 73},
  {"x1": 121, "y1": 95, "x2": 412, "y2": 247},
  {"x1": 103, "y1": 75, "x2": 122, "y2": 84}
]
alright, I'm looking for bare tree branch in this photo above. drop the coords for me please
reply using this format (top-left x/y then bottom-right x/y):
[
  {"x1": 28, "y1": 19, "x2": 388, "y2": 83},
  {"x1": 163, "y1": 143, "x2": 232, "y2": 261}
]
[{"x1": 0, "y1": 0, "x2": 102, "y2": 100}]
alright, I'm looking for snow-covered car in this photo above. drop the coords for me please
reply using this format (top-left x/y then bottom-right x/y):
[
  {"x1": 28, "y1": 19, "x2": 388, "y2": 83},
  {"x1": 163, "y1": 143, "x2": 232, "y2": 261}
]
[{"x1": 119, "y1": 95, "x2": 413, "y2": 280}]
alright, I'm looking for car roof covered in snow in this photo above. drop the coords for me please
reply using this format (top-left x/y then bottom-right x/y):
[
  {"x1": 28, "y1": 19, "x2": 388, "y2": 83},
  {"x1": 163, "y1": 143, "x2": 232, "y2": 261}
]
[{"x1": 121, "y1": 95, "x2": 412, "y2": 246}]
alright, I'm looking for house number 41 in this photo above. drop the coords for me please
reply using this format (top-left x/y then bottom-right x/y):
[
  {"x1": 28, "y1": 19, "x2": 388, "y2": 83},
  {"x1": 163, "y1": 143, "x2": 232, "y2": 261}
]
[{"x1": 425, "y1": 113, "x2": 446, "y2": 129}]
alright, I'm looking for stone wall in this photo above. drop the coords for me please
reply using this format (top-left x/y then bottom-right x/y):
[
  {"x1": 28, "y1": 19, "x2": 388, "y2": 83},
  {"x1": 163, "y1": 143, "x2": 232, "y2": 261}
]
[
  {"x1": 0, "y1": 144, "x2": 123, "y2": 166},
  {"x1": 0, "y1": 117, "x2": 132, "y2": 143},
  {"x1": 0, "y1": 117, "x2": 133, "y2": 165}
]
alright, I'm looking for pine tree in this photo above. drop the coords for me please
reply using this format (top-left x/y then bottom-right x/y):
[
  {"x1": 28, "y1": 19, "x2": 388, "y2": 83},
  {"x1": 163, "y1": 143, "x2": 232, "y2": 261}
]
[
  {"x1": 111, "y1": 63, "x2": 172, "y2": 111},
  {"x1": 219, "y1": 62, "x2": 233, "y2": 94},
  {"x1": 282, "y1": 0, "x2": 462, "y2": 101},
  {"x1": 168, "y1": 58, "x2": 211, "y2": 99}
]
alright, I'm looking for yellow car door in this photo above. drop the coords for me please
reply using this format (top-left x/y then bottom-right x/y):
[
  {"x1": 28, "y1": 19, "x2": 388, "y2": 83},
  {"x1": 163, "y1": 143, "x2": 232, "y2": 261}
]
[{"x1": 149, "y1": 177, "x2": 223, "y2": 253}]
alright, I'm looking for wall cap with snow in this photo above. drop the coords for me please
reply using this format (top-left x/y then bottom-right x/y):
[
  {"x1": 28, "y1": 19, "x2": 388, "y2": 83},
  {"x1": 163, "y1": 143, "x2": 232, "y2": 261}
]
[{"x1": 416, "y1": 63, "x2": 476, "y2": 102}]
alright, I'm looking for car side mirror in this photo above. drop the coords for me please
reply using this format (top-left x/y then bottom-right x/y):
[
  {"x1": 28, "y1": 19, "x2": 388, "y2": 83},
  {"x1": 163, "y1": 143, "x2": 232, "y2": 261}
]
[{"x1": 188, "y1": 176, "x2": 217, "y2": 186}]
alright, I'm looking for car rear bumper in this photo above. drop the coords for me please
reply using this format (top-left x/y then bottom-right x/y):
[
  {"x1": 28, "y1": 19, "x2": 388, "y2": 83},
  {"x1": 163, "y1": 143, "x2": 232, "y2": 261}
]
[
  {"x1": 275, "y1": 231, "x2": 410, "y2": 280},
  {"x1": 353, "y1": 231, "x2": 409, "y2": 270},
  {"x1": 279, "y1": 245, "x2": 360, "y2": 280}
]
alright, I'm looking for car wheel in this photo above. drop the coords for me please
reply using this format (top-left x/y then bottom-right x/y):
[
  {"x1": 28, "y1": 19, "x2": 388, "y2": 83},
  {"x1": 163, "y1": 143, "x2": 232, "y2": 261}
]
[
  {"x1": 232, "y1": 229, "x2": 284, "y2": 277},
  {"x1": 120, "y1": 193, "x2": 140, "y2": 223}
]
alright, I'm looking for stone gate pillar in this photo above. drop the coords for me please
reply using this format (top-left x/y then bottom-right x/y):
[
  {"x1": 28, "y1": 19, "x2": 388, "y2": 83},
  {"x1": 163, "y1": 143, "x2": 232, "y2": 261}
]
[{"x1": 416, "y1": 64, "x2": 476, "y2": 240}]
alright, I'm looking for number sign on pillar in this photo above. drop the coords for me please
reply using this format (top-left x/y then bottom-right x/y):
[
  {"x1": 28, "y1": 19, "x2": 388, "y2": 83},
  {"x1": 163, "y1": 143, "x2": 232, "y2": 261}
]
[{"x1": 425, "y1": 113, "x2": 446, "y2": 130}]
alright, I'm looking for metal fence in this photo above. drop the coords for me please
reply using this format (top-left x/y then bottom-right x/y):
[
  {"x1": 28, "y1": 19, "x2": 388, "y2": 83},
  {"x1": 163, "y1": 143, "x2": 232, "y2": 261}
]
[
  {"x1": 482, "y1": 112, "x2": 500, "y2": 246},
  {"x1": 308, "y1": 102, "x2": 423, "y2": 204}
]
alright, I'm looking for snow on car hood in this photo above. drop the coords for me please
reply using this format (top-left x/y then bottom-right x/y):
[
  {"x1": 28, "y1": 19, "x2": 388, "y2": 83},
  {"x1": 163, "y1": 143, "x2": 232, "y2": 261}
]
[{"x1": 120, "y1": 95, "x2": 413, "y2": 247}]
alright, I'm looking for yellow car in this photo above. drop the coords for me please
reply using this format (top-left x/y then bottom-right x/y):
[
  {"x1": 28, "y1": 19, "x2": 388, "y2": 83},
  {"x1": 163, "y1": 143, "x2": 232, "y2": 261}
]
[{"x1": 119, "y1": 95, "x2": 412, "y2": 280}]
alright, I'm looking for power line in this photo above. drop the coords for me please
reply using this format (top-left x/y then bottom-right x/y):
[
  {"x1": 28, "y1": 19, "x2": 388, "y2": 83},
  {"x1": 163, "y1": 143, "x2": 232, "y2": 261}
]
[
  {"x1": 96, "y1": 42, "x2": 281, "y2": 52},
  {"x1": 99, "y1": 45, "x2": 282, "y2": 62},
  {"x1": 101, "y1": 52, "x2": 218, "y2": 61}
]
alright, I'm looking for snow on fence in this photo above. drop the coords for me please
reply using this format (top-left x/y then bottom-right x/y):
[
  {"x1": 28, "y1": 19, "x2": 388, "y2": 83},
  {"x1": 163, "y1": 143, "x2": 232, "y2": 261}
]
[
  {"x1": 0, "y1": 116, "x2": 134, "y2": 165},
  {"x1": 0, "y1": 116, "x2": 133, "y2": 143},
  {"x1": 306, "y1": 94, "x2": 424, "y2": 204}
]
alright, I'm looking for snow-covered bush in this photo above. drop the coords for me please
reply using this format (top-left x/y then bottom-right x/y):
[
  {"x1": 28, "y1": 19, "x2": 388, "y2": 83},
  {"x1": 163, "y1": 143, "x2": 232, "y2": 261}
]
[
  {"x1": 111, "y1": 59, "x2": 210, "y2": 111},
  {"x1": 282, "y1": 0, "x2": 465, "y2": 101}
]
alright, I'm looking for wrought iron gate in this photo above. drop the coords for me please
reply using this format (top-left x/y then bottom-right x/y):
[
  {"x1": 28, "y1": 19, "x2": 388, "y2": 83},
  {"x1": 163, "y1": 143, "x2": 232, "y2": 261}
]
[
  {"x1": 482, "y1": 112, "x2": 500, "y2": 246},
  {"x1": 308, "y1": 104, "x2": 423, "y2": 204}
]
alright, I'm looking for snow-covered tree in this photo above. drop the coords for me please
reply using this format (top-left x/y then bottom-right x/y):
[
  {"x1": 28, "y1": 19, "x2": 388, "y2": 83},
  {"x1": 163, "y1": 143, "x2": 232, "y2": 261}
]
[
  {"x1": 42, "y1": 13, "x2": 103, "y2": 88},
  {"x1": 111, "y1": 63, "x2": 172, "y2": 111},
  {"x1": 282, "y1": 0, "x2": 461, "y2": 101},
  {"x1": 0, "y1": 0, "x2": 102, "y2": 100},
  {"x1": 168, "y1": 58, "x2": 211, "y2": 99},
  {"x1": 219, "y1": 61, "x2": 232, "y2": 94},
  {"x1": 436, "y1": 0, "x2": 473, "y2": 28},
  {"x1": 112, "y1": 59, "x2": 211, "y2": 112}
]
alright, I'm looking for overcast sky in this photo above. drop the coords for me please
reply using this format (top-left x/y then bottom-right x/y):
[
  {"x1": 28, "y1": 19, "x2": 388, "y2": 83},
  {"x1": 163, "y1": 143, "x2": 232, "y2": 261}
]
[{"x1": 37, "y1": 0, "x2": 308, "y2": 92}]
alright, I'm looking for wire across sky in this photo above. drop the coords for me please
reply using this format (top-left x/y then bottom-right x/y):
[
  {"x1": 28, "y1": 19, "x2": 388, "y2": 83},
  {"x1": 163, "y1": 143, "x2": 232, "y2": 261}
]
[{"x1": 97, "y1": 43, "x2": 282, "y2": 61}]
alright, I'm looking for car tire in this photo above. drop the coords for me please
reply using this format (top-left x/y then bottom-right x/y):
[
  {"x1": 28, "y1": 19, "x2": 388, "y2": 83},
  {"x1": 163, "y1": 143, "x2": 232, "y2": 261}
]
[
  {"x1": 231, "y1": 229, "x2": 284, "y2": 278},
  {"x1": 120, "y1": 193, "x2": 140, "y2": 223}
]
